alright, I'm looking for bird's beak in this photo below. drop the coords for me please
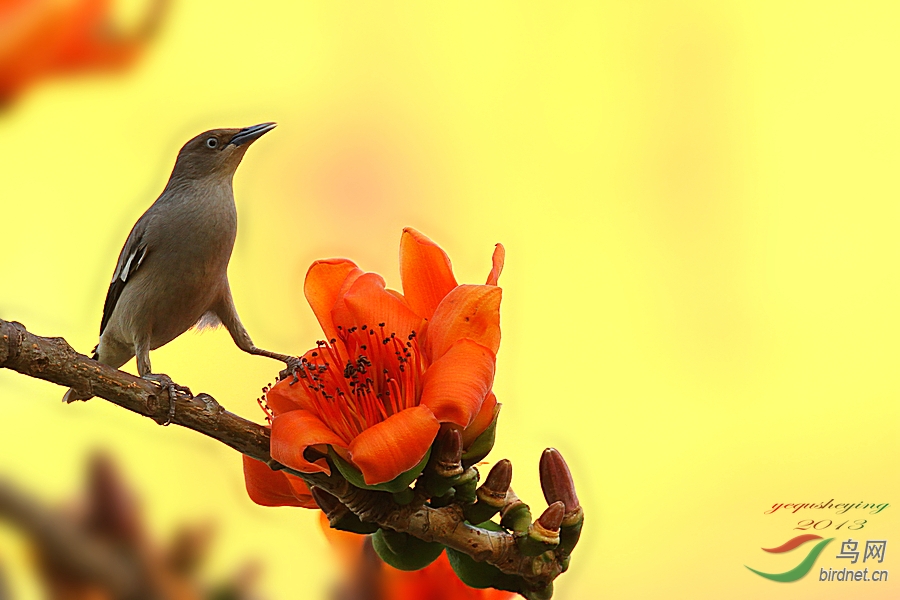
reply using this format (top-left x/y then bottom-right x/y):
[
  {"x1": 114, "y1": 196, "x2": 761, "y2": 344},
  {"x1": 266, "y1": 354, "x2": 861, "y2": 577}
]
[{"x1": 228, "y1": 122, "x2": 277, "y2": 147}]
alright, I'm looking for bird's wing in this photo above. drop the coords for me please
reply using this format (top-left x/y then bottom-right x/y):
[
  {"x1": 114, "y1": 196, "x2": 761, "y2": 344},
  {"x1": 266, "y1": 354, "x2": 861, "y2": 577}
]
[{"x1": 98, "y1": 216, "x2": 151, "y2": 337}]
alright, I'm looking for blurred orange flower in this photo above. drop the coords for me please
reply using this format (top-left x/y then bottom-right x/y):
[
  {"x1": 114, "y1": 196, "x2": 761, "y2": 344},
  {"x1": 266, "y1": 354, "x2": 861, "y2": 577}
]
[
  {"x1": 0, "y1": 0, "x2": 166, "y2": 104},
  {"x1": 260, "y1": 228, "x2": 504, "y2": 487}
]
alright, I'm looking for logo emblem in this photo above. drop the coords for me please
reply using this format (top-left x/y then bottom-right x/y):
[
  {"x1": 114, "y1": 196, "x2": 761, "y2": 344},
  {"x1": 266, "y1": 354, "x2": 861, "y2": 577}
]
[{"x1": 746, "y1": 535, "x2": 834, "y2": 582}]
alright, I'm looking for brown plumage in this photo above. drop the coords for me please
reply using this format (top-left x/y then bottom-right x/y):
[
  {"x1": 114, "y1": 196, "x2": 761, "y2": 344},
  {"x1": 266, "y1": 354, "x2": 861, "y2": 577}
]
[{"x1": 64, "y1": 123, "x2": 293, "y2": 402}]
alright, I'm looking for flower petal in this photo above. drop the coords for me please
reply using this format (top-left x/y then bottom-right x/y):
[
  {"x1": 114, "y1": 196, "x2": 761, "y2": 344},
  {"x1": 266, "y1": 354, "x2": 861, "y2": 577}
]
[
  {"x1": 271, "y1": 409, "x2": 347, "y2": 476},
  {"x1": 426, "y1": 284, "x2": 502, "y2": 361},
  {"x1": 265, "y1": 379, "x2": 303, "y2": 417},
  {"x1": 486, "y1": 243, "x2": 505, "y2": 286},
  {"x1": 462, "y1": 391, "x2": 498, "y2": 449},
  {"x1": 285, "y1": 473, "x2": 317, "y2": 508},
  {"x1": 343, "y1": 272, "x2": 424, "y2": 338},
  {"x1": 348, "y1": 405, "x2": 440, "y2": 485},
  {"x1": 420, "y1": 339, "x2": 495, "y2": 428},
  {"x1": 304, "y1": 258, "x2": 363, "y2": 343},
  {"x1": 242, "y1": 455, "x2": 316, "y2": 508},
  {"x1": 265, "y1": 346, "x2": 335, "y2": 416},
  {"x1": 400, "y1": 227, "x2": 458, "y2": 319}
]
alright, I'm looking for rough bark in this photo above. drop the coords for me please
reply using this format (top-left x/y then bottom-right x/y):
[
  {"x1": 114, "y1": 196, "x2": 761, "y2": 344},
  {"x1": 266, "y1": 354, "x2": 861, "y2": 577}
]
[{"x1": 0, "y1": 318, "x2": 567, "y2": 593}]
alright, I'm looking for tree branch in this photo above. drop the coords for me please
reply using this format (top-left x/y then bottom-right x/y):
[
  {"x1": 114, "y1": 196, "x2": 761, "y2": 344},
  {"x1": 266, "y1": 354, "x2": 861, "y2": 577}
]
[{"x1": 0, "y1": 318, "x2": 571, "y2": 596}]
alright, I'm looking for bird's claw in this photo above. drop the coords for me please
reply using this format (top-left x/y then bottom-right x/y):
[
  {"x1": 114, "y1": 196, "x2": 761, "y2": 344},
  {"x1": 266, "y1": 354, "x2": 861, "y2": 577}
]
[
  {"x1": 142, "y1": 373, "x2": 192, "y2": 426},
  {"x1": 278, "y1": 356, "x2": 303, "y2": 385}
]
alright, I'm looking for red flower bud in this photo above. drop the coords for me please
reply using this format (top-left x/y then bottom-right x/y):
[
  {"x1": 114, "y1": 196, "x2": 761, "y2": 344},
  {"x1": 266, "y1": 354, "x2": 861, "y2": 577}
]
[
  {"x1": 539, "y1": 448, "x2": 581, "y2": 517},
  {"x1": 435, "y1": 428, "x2": 464, "y2": 477},
  {"x1": 536, "y1": 501, "x2": 565, "y2": 533},
  {"x1": 477, "y1": 459, "x2": 512, "y2": 507}
]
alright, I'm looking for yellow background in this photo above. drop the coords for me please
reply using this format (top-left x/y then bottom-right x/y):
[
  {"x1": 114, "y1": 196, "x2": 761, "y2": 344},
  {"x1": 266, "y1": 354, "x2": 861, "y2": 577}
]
[{"x1": 1, "y1": 1, "x2": 898, "y2": 598}]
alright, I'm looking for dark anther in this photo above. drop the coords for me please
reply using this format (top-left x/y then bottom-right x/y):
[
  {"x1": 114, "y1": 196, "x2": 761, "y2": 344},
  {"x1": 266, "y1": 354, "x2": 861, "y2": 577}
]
[
  {"x1": 344, "y1": 361, "x2": 357, "y2": 378},
  {"x1": 361, "y1": 324, "x2": 368, "y2": 330},
  {"x1": 378, "y1": 322, "x2": 385, "y2": 327}
]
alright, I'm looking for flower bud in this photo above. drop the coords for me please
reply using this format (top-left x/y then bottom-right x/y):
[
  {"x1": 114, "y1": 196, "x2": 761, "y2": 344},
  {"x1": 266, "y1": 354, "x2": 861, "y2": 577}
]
[
  {"x1": 434, "y1": 428, "x2": 464, "y2": 478},
  {"x1": 536, "y1": 501, "x2": 565, "y2": 534},
  {"x1": 539, "y1": 448, "x2": 582, "y2": 527},
  {"x1": 478, "y1": 459, "x2": 512, "y2": 506},
  {"x1": 517, "y1": 501, "x2": 563, "y2": 556},
  {"x1": 464, "y1": 460, "x2": 512, "y2": 524}
]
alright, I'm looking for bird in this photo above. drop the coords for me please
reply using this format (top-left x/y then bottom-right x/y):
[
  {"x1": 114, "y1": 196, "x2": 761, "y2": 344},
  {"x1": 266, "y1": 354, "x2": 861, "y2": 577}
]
[{"x1": 63, "y1": 123, "x2": 295, "y2": 407}]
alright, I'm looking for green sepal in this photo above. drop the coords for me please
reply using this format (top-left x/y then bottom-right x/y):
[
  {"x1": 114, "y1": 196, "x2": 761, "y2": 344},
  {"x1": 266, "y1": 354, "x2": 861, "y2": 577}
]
[
  {"x1": 328, "y1": 446, "x2": 431, "y2": 493},
  {"x1": 392, "y1": 487, "x2": 415, "y2": 505},
  {"x1": 453, "y1": 468, "x2": 479, "y2": 505},
  {"x1": 371, "y1": 529, "x2": 445, "y2": 571},
  {"x1": 462, "y1": 404, "x2": 501, "y2": 468},
  {"x1": 500, "y1": 501, "x2": 532, "y2": 535},
  {"x1": 558, "y1": 518, "x2": 583, "y2": 557}
]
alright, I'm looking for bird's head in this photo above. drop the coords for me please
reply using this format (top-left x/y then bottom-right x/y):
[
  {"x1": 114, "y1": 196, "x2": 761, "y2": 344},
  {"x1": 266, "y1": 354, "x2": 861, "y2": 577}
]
[{"x1": 171, "y1": 123, "x2": 276, "y2": 181}]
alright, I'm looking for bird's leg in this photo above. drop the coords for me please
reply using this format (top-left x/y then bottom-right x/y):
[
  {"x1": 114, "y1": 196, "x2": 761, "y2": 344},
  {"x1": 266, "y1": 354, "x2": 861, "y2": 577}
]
[
  {"x1": 136, "y1": 341, "x2": 191, "y2": 425},
  {"x1": 215, "y1": 297, "x2": 301, "y2": 381},
  {"x1": 245, "y1": 345, "x2": 303, "y2": 382}
]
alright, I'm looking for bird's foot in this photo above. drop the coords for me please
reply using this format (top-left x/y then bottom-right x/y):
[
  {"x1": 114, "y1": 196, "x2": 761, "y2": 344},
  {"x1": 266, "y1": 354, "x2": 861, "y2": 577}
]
[
  {"x1": 277, "y1": 356, "x2": 304, "y2": 385},
  {"x1": 142, "y1": 373, "x2": 192, "y2": 426},
  {"x1": 246, "y1": 346, "x2": 302, "y2": 384}
]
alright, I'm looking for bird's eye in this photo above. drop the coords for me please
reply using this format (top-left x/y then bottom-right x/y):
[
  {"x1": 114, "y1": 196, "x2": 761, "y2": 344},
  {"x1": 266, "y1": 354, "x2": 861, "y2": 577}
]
[{"x1": 206, "y1": 137, "x2": 218, "y2": 149}]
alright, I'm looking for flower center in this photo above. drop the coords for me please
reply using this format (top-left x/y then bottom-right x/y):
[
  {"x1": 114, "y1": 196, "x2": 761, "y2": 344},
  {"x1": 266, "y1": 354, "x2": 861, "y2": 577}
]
[{"x1": 289, "y1": 323, "x2": 425, "y2": 444}]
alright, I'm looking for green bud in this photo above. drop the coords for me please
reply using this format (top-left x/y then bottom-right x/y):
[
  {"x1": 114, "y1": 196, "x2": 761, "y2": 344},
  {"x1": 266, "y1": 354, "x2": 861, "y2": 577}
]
[
  {"x1": 464, "y1": 460, "x2": 512, "y2": 524},
  {"x1": 445, "y1": 546, "x2": 524, "y2": 592},
  {"x1": 371, "y1": 529, "x2": 444, "y2": 571}
]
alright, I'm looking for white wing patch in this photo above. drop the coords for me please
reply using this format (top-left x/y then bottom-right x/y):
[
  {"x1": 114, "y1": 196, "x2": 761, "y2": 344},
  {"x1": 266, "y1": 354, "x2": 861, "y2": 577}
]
[{"x1": 114, "y1": 245, "x2": 147, "y2": 284}]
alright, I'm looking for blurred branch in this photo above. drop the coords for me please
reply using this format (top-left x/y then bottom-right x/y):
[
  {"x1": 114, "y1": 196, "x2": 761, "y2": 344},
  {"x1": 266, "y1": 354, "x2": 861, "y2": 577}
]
[
  {"x1": 0, "y1": 474, "x2": 153, "y2": 599},
  {"x1": 0, "y1": 319, "x2": 567, "y2": 594}
]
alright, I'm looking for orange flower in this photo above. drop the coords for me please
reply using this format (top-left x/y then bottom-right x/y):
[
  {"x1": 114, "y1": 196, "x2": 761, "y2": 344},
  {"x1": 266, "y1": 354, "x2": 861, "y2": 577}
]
[
  {"x1": 261, "y1": 228, "x2": 504, "y2": 487},
  {"x1": 0, "y1": 0, "x2": 166, "y2": 104},
  {"x1": 242, "y1": 455, "x2": 317, "y2": 508}
]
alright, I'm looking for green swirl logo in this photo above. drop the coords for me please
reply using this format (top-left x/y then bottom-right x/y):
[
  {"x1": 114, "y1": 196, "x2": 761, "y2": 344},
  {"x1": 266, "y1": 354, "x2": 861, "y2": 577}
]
[{"x1": 746, "y1": 535, "x2": 834, "y2": 582}]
